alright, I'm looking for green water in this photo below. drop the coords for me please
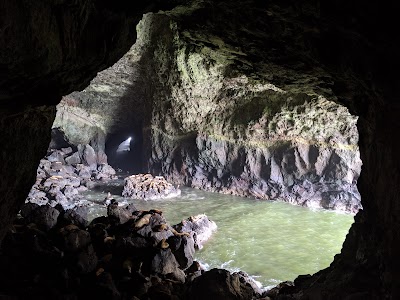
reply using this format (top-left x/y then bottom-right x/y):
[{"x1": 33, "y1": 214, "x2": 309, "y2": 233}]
[{"x1": 84, "y1": 185, "x2": 354, "y2": 288}]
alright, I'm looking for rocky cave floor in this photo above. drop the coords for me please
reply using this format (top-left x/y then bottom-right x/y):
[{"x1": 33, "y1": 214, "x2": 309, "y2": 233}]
[
  {"x1": 1, "y1": 192, "x2": 272, "y2": 300},
  {"x1": 0, "y1": 144, "x2": 268, "y2": 300},
  {"x1": 0, "y1": 143, "x2": 321, "y2": 300}
]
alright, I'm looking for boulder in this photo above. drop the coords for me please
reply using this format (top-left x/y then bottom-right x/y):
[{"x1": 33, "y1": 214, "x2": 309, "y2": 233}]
[
  {"x1": 174, "y1": 214, "x2": 217, "y2": 249},
  {"x1": 65, "y1": 152, "x2": 81, "y2": 165},
  {"x1": 20, "y1": 204, "x2": 60, "y2": 231},
  {"x1": 75, "y1": 244, "x2": 98, "y2": 274},
  {"x1": 151, "y1": 249, "x2": 186, "y2": 283},
  {"x1": 172, "y1": 234, "x2": 195, "y2": 270},
  {"x1": 82, "y1": 144, "x2": 97, "y2": 170},
  {"x1": 187, "y1": 268, "x2": 260, "y2": 300},
  {"x1": 59, "y1": 225, "x2": 92, "y2": 252},
  {"x1": 122, "y1": 174, "x2": 181, "y2": 200},
  {"x1": 62, "y1": 206, "x2": 89, "y2": 228},
  {"x1": 107, "y1": 200, "x2": 133, "y2": 225}
]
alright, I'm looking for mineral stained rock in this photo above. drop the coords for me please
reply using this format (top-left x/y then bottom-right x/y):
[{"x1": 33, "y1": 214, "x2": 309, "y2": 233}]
[
  {"x1": 58, "y1": 11, "x2": 362, "y2": 213},
  {"x1": 122, "y1": 174, "x2": 181, "y2": 200},
  {"x1": 26, "y1": 145, "x2": 117, "y2": 210}
]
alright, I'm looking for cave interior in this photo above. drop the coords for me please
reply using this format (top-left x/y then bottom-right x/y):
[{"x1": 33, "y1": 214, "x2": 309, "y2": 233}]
[{"x1": 1, "y1": 0, "x2": 400, "y2": 299}]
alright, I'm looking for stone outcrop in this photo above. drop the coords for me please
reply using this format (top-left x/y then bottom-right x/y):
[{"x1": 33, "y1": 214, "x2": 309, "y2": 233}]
[
  {"x1": 1, "y1": 0, "x2": 400, "y2": 299},
  {"x1": 122, "y1": 173, "x2": 181, "y2": 200},
  {"x1": 58, "y1": 12, "x2": 361, "y2": 213},
  {"x1": 0, "y1": 0, "x2": 177, "y2": 243},
  {"x1": 0, "y1": 203, "x2": 226, "y2": 299},
  {"x1": 174, "y1": 214, "x2": 218, "y2": 250},
  {"x1": 26, "y1": 145, "x2": 117, "y2": 210}
]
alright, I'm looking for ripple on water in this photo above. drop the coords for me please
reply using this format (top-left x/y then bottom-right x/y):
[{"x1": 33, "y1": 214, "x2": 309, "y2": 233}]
[{"x1": 82, "y1": 184, "x2": 354, "y2": 288}]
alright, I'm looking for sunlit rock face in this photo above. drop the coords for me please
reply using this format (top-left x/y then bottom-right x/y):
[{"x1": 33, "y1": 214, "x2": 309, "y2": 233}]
[
  {"x1": 1, "y1": 0, "x2": 400, "y2": 299},
  {"x1": 0, "y1": 0, "x2": 179, "y2": 242},
  {"x1": 57, "y1": 11, "x2": 362, "y2": 213},
  {"x1": 137, "y1": 13, "x2": 362, "y2": 213}
]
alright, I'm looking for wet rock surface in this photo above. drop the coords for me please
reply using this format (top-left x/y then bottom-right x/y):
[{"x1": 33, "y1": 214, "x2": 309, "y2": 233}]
[
  {"x1": 26, "y1": 144, "x2": 117, "y2": 210},
  {"x1": 1, "y1": 0, "x2": 400, "y2": 299},
  {"x1": 122, "y1": 174, "x2": 181, "y2": 200},
  {"x1": 0, "y1": 201, "x2": 253, "y2": 300},
  {"x1": 58, "y1": 12, "x2": 362, "y2": 214}
]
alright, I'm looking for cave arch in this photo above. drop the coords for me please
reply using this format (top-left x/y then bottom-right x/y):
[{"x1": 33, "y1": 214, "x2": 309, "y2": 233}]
[{"x1": 0, "y1": 0, "x2": 399, "y2": 298}]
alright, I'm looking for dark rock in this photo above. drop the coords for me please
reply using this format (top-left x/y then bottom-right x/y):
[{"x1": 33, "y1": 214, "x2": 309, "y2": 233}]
[
  {"x1": 125, "y1": 203, "x2": 138, "y2": 214},
  {"x1": 20, "y1": 202, "x2": 40, "y2": 218},
  {"x1": 107, "y1": 200, "x2": 132, "y2": 225},
  {"x1": 59, "y1": 225, "x2": 91, "y2": 252},
  {"x1": 122, "y1": 174, "x2": 181, "y2": 200},
  {"x1": 24, "y1": 204, "x2": 60, "y2": 231},
  {"x1": 63, "y1": 206, "x2": 89, "y2": 228},
  {"x1": 75, "y1": 244, "x2": 98, "y2": 274},
  {"x1": 151, "y1": 249, "x2": 186, "y2": 283},
  {"x1": 167, "y1": 236, "x2": 182, "y2": 252},
  {"x1": 187, "y1": 268, "x2": 258, "y2": 300},
  {"x1": 90, "y1": 272, "x2": 121, "y2": 300},
  {"x1": 172, "y1": 234, "x2": 195, "y2": 270}
]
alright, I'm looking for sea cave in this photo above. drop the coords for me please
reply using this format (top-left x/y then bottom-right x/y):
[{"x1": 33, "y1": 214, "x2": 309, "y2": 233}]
[{"x1": 1, "y1": 0, "x2": 399, "y2": 299}]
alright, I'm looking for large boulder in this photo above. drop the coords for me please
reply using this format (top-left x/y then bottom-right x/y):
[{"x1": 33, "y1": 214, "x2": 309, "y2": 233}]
[
  {"x1": 174, "y1": 214, "x2": 217, "y2": 250},
  {"x1": 122, "y1": 174, "x2": 181, "y2": 200},
  {"x1": 20, "y1": 203, "x2": 60, "y2": 231},
  {"x1": 187, "y1": 268, "x2": 261, "y2": 300}
]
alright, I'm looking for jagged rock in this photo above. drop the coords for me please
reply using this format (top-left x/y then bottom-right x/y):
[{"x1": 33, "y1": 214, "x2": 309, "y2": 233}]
[
  {"x1": 75, "y1": 244, "x2": 98, "y2": 274},
  {"x1": 26, "y1": 146, "x2": 116, "y2": 211},
  {"x1": 20, "y1": 204, "x2": 60, "y2": 231},
  {"x1": 46, "y1": 150, "x2": 66, "y2": 164},
  {"x1": 62, "y1": 206, "x2": 90, "y2": 228},
  {"x1": 89, "y1": 272, "x2": 121, "y2": 300},
  {"x1": 65, "y1": 152, "x2": 81, "y2": 165},
  {"x1": 82, "y1": 144, "x2": 97, "y2": 170},
  {"x1": 59, "y1": 225, "x2": 92, "y2": 252},
  {"x1": 171, "y1": 234, "x2": 195, "y2": 270},
  {"x1": 187, "y1": 268, "x2": 260, "y2": 300},
  {"x1": 122, "y1": 174, "x2": 181, "y2": 200},
  {"x1": 174, "y1": 214, "x2": 217, "y2": 250},
  {"x1": 107, "y1": 200, "x2": 133, "y2": 225},
  {"x1": 61, "y1": 147, "x2": 74, "y2": 155},
  {"x1": 151, "y1": 249, "x2": 186, "y2": 283}
]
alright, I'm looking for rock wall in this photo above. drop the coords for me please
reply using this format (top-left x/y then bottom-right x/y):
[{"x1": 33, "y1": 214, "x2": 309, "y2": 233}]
[
  {"x1": 0, "y1": 0, "x2": 178, "y2": 242},
  {"x1": 144, "y1": 11, "x2": 362, "y2": 211},
  {"x1": 58, "y1": 11, "x2": 362, "y2": 213},
  {"x1": 1, "y1": 0, "x2": 400, "y2": 299}
]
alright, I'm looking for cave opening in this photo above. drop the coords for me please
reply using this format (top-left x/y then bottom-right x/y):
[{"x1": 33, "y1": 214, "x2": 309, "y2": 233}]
[
  {"x1": 15, "y1": 10, "x2": 361, "y2": 292},
  {"x1": 8, "y1": 0, "x2": 397, "y2": 298},
  {"x1": 105, "y1": 126, "x2": 145, "y2": 174}
]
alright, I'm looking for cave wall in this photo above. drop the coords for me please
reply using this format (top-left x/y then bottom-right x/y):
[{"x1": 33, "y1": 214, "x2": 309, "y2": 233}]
[
  {"x1": 56, "y1": 10, "x2": 362, "y2": 213},
  {"x1": 137, "y1": 11, "x2": 362, "y2": 213},
  {"x1": 1, "y1": 0, "x2": 400, "y2": 298},
  {"x1": 0, "y1": 0, "x2": 179, "y2": 242}
]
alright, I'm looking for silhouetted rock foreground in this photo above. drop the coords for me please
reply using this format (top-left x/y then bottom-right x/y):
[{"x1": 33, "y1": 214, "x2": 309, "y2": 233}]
[{"x1": 0, "y1": 201, "x2": 265, "y2": 299}]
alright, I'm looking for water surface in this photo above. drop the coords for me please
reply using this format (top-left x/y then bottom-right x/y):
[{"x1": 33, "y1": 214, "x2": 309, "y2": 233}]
[{"x1": 83, "y1": 180, "x2": 353, "y2": 288}]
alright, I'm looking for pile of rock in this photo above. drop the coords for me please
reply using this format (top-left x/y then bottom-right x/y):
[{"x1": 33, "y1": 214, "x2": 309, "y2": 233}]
[
  {"x1": 26, "y1": 145, "x2": 117, "y2": 210},
  {"x1": 122, "y1": 174, "x2": 181, "y2": 200},
  {"x1": 1, "y1": 200, "x2": 262, "y2": 299}
]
